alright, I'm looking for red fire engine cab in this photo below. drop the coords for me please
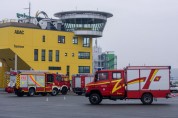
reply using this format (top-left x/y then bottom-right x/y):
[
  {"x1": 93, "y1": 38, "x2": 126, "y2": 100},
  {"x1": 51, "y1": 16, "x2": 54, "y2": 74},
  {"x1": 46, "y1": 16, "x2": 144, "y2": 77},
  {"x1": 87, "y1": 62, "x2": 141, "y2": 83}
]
[
  {"x1": 14, "y1": 71, "x2": 70, "y2": 97},
  {"x1": 85, "y1": 66, "x2": 171, "y2": 105}
]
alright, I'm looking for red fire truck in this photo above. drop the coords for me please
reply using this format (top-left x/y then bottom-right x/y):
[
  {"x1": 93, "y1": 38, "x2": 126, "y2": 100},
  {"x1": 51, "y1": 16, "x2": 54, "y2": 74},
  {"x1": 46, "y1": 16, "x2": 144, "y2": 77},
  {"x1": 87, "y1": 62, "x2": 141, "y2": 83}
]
[
  {"x1": 85, "y1": 66, "x2": 171, "y2": 105},
  {"x1": 72, "y1": 74, "x2": 94, "y2": 95},
  {"x1": 14, "y1": 71, "x2": 70, "y2": 97},
  {"x1": 5, "y1": 71, "x2": 17, "y2": 93}
]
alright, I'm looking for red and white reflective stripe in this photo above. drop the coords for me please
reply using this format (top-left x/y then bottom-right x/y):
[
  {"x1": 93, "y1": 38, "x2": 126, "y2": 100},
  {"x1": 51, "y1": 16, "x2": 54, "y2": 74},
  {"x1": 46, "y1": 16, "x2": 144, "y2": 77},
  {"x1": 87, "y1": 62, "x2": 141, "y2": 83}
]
[{"x1": 170, "y1": 93, "x2": 178, "y2": 97}]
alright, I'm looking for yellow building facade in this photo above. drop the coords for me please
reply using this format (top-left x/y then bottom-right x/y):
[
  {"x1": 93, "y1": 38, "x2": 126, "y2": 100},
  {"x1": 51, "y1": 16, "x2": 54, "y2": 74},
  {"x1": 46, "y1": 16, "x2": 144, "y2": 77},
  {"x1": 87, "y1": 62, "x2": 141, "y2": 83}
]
[
  {"x1": 0, "y1": 24, "x2": 92, "y2": 88},
  {"x1": 0, "y1": 10, "x2": 113, "y2": 88}
]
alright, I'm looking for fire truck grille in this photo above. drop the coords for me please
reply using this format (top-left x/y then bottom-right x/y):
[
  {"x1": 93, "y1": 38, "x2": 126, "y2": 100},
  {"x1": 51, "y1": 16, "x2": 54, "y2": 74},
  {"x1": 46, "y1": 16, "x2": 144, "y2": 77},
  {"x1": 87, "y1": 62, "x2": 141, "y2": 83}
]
[{"x1": 16, "y1": 75, "x2": 20, "y2": 88}]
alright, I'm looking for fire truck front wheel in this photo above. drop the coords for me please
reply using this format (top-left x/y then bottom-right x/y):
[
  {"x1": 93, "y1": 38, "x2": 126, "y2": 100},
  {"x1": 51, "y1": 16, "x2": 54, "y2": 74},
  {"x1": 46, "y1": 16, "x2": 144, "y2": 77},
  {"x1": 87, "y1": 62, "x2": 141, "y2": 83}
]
[
  {"x1": 77, "y1": 92, "x2": 83, "y2": 95},
  {"x1": 89, "y1": 93, "x2": 102, "y2": 105},
  {"x1": 141, "y1": 93, "x2": 153, "y2": 105},
  {"x1": 17, "y1": 92, "x2": 24, "y2": 97},
  {"x1": 51, "y1": 88, "x2": 58, "y2": 96}
]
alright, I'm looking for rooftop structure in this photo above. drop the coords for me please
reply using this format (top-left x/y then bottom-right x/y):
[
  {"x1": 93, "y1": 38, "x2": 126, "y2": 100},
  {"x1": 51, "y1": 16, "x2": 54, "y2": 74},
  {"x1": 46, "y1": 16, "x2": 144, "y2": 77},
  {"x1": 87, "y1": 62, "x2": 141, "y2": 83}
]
[{"x1": 54, "y1": 11, "x2": 113, "y2": 37}]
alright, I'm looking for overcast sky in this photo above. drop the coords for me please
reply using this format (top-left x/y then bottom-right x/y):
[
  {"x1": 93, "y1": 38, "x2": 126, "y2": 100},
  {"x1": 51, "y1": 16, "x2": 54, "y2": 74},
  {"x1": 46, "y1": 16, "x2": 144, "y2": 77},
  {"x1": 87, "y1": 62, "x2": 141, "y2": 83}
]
[{"x1": 0, "y1": 0, "x2": 178, "y2": 69}]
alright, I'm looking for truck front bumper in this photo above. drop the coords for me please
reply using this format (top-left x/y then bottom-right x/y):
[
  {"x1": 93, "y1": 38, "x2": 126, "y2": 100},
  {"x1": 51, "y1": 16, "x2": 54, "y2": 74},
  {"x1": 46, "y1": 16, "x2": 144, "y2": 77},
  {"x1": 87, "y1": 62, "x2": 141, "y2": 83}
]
[
  {"x1": 14, "y1": 87, "x2": 23, "y2": 95},
  {"x1": 73, "y1": 88, "x2": 86, "y2": 93},
  {"x1": 85, "y1": 92, "x2": 90, "y2": 97}
]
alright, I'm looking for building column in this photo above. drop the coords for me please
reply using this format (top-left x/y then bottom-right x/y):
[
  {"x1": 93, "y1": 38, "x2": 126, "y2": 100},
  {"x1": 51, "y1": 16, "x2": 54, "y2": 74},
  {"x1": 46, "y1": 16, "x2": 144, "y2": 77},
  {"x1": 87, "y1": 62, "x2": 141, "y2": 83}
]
[
  {"x1": 15, "y1": 54, "x2": 17, "y2": 70},
  {"x1": 0, "y1": 59, "x2": 2, "y2": 67}
]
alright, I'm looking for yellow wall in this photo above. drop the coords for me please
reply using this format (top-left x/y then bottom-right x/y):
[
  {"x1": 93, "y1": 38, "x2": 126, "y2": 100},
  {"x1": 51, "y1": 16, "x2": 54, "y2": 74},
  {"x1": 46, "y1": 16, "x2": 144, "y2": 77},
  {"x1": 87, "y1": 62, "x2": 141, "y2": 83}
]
[
  {"x1": 0, "y1": 26, "x2": 93, "y2": 87},
  {"x1": 0, "y1": 61, "x2": 9, "y2": 88}
]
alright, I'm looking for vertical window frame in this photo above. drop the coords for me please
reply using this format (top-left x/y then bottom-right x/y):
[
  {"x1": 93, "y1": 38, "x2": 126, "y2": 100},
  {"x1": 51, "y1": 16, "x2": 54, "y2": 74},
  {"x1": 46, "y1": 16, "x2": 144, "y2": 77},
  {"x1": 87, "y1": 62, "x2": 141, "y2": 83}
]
[
  {"x1": 34, "y1": 49, "x2": 38, "y2": 61},
  {"x1": 49, "y1": 50, "x2": 53, "y2": 61},
  {"x1": 41, "y1": 49, "x2": 46, "y2": 61},
  {"x1": 83, "y1": 37, "x2": 90, "y2": 47},
  {"x1": 56, "y1": 50, "x2": 59, "y2": 62}
]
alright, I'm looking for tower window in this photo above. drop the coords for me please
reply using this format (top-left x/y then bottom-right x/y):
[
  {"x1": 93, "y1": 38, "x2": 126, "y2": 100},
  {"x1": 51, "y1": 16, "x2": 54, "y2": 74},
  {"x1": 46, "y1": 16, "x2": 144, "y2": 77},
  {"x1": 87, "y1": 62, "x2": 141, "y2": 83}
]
[
  {"x1": 58, "y1": 35, "x2": 65, "y2": 43},
  {"x1": 73, "y1": 37, "x2": 78, "y2": 44},
  {"x1": 83, "y1": 37, "x2": 90, "y2": 47}
]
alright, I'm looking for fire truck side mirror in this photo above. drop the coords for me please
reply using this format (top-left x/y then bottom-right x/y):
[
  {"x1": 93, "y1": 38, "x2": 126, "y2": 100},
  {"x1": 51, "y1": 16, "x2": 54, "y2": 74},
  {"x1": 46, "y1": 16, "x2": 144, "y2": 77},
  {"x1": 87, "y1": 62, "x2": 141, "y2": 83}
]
[{"x1": 94, "y1": 74, "x2": 98, "y2": 82}]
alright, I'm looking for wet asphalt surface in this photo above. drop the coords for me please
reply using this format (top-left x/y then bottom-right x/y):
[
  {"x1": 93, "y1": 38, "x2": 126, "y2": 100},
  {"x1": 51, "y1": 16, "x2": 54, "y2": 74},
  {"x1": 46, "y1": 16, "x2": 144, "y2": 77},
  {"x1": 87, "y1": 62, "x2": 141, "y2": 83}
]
[{"x1": 0, "y1": 92, "x2": 178, "y2": 118}]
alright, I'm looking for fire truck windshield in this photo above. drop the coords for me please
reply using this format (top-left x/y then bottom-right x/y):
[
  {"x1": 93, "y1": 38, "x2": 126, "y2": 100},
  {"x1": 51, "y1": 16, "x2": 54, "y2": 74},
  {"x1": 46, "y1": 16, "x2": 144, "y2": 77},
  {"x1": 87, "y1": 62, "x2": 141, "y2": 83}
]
[{"x1": 56, "y1": 75, "x2": 62, "y2": 82}]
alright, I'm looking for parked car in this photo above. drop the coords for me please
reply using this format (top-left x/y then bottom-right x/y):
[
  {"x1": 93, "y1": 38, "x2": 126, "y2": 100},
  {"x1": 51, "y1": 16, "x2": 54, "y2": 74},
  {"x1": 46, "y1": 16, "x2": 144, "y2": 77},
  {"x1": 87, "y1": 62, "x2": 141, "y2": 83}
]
[{"x1": 170, "y1": 85, "x2": 178, "y2": 93}]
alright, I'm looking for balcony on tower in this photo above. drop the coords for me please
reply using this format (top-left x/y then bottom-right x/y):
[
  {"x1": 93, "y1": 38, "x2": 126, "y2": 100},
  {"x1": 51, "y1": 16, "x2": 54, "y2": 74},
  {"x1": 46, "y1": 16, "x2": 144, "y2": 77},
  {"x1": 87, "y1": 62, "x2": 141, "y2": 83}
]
[{"x1": 54, "y1": 11, "x2": 113, "y2": 38}]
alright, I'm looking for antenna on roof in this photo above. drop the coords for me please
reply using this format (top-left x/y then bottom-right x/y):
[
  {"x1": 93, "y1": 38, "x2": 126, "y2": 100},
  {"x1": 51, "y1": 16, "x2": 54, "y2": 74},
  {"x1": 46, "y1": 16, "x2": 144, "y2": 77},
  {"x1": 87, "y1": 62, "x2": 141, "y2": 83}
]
[{"x1": 24, "y1": 2, "x2": 31, "y2": 23}]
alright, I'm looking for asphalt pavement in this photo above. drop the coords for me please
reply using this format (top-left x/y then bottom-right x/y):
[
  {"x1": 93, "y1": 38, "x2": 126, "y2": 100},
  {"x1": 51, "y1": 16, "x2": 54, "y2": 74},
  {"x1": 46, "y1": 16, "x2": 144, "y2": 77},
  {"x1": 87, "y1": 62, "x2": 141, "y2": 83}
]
[{"x1": 0, "y1": 92, "x2": 178, "y2": 118}]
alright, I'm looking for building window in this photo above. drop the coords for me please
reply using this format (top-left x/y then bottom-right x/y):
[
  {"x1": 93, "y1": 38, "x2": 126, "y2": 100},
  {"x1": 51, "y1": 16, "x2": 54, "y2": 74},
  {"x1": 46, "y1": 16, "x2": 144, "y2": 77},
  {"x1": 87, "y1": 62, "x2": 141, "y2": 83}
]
[
  {"x1": 42, "y1": 35, "x2": 45, "y2": 42},
  {"x1": 78, "y1": 52, "x2": 90, "y2": 59},
  {"x1": 34, "y1": 49, "x2": 38, "y2": 61},
  {"x1": 83, "y1": 37, "x2": 90, "y2": 47},
  {"x1": 78, "y1": 66, "x2": 90, "y2": 73},
  {"x1": 58, "y1": 35, "x2": 65, "y2": 43},
  {"x1": 49, "y1": 66, "x2": 61, "y2": 70},
  {"x1": 73, "y1": 37, "x2": 78, "y2": 44},
  {"x1": 65, "y1": 53, "x2": 67, "y2": 56},
  {"x1": 49, "y1": 50, "x2": 53, "y2": 61},
  {"x1": 56, "y1": 50, "x2": 59, "y2": 62},
  {"x1": 41, "y1": 49, "x2": 45, "y2": 61}
]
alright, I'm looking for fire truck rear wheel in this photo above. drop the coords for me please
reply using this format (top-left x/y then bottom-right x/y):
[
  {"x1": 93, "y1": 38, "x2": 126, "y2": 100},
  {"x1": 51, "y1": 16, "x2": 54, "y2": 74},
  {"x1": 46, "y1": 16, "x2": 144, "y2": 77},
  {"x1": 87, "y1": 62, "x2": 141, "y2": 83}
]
[
  {"x1": 61, "y1": 87, "x2": 68, "y2": 95},
  {"x1": 51, "y1": 88, "x2": 58, "y2": 96},
  {"x1": 89, "y1": 93, "x2": 102, "y2": 105},
  {"x1": 28, "y1": 88, "x2": 35, "y2": 96},
  {"x1": 141, "y1": 93, "x2": 153, "y2": 105}
]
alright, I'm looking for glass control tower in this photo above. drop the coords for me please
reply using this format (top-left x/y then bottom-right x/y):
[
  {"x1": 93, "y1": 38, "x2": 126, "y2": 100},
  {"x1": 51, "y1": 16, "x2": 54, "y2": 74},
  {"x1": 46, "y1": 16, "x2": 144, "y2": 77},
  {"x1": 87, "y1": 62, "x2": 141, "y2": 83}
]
[{"x1": 54, "y1": 11, "x2": 113, "y2": 37}]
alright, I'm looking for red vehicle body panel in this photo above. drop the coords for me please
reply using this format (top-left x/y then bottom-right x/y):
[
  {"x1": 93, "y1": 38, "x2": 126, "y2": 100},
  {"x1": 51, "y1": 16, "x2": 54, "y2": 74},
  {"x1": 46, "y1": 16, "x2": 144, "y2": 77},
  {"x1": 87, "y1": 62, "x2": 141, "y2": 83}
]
[
  {"x1": 86, "y1": 66, "x2": 171, "y2": 100},
  {"x1": 72, "y1": 74, "x2": 94, "y2": 95},
  {"x1": 14, "y1": 72, "x2": 70, "y2": 96}
]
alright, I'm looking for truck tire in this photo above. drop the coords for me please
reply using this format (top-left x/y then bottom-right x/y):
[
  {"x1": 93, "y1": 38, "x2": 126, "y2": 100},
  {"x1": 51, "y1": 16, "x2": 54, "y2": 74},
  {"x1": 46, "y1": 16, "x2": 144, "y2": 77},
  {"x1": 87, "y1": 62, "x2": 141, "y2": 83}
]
[
  {"x1": 141, "y1": 93, "x2": 153, "y2": 105},
  {"x1": 28, "y1": 88, "x2": 35, "y2": 96},
  {"x1": 61, "y1": 87, "x2": 68, "y2": 95},
  {"x1": 41, "y1": 93, "x2": 47, "y2": 96},
  {"x1": 89, "y1": 93, "x2": 102, "y2": 105},
  {"x1": 51, "y1": 88, "x2": 58, "y2": 96},
  {"x1": 17, "y1": 92, "x2": 24, "y2": 97},
  {"x1": 77, "y1": 92, "x2": 83, "y2": 95}
]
